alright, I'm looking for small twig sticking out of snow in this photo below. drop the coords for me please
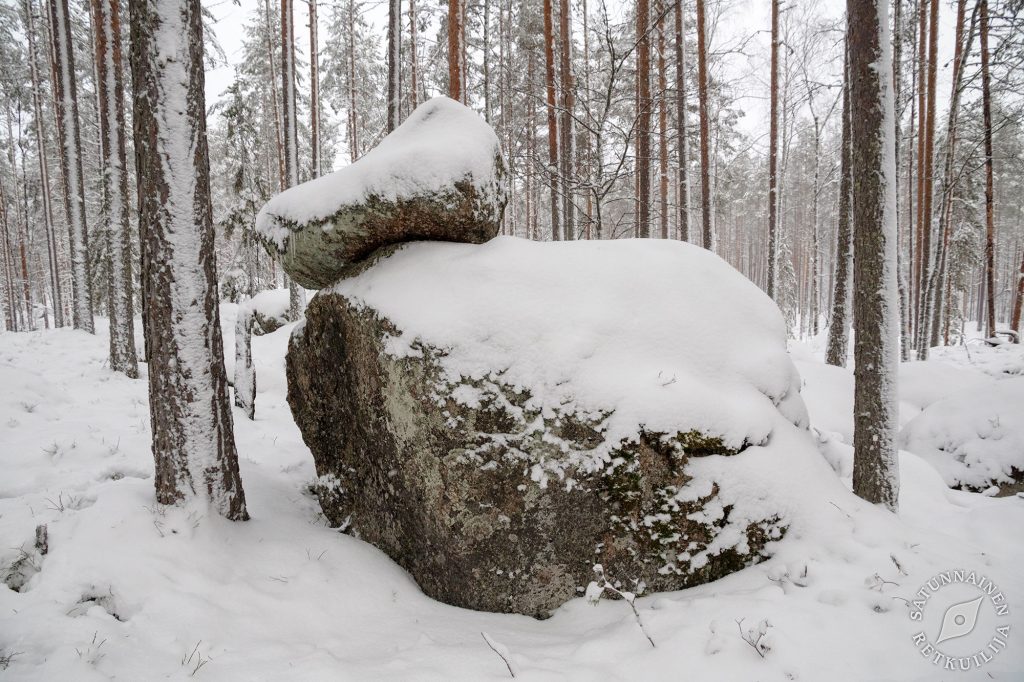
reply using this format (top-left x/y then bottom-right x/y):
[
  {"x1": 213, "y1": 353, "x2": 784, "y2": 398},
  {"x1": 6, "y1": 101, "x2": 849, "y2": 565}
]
[
  {"x1": 182, "y1": 640, "x2": 212, "y2": 677},
  {"x1": 586, "y1": 564, "x2": 656, "y2": 648},
  {"x1": 889, "y1": 554, "x2": 906, "y2": 576},
  {"x1": 867, "y1": 573, "x2": 900, "y2": 592},
  {"x1": 735, "y1": 618, "x2": 771, "y2": 658},
  {"x1": 481, "y1": 632, "x2": 516, "y2": 678},
  {"x1": 827, "y1": 501, "x2": 852, "y2": 520}
]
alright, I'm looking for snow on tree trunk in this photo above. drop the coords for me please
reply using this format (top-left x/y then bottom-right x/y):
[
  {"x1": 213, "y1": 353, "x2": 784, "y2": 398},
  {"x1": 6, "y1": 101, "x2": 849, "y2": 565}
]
[
  {"x1": 695, "y1": 0, "x2": 712, "y2": 250},
  {"x1": 542, "y1": 0, "x2": 559, "y2": 240},
  {"x1": 674, "y1": 0, "x2": 689, "y2": 242},
  {"x1": 979, "y1": 0, "x2": 996, "y2": 340},
  {"x1": 24, "y1": 0, "x2": 65, "y2": 329},
  {"x1": 234, "y1": 305, "x2": 256, "y2": 421},
  {"x1": 848, "y1": 0, "x2": 900, "y2": 512},
  {"x1": 48, "y1": 0, "x2": 94, "y2": 333},
  {"x1": 636, "y1": 0, "x2": 651, "y2": 239},
  {"x1": 280, "y1": 0, "x2": 306, "y2": 320},
  {"x1": 766, "y1": 0, "x2": 779, "y2": 299},
  {"x1": 91, "y1": 0, "x2": 139, "y2": 378},
  {"x1": 826, "y1": 42, "x2": 853, "y2": 369},
  {"x1": 309, "y1": 0, "x2": 321, "y2": 179},
  {"x1": 387, "y1": 0, "x2": 401, "y2": 132},
  {"x1": 129, "y1": 0, "x2": 249, "y2": 520}
]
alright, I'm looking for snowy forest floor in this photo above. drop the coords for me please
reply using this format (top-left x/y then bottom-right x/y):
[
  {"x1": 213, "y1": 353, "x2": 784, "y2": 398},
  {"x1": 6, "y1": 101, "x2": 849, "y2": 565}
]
[{"x1": 1, "y1": 308, "x2": 1023, "y2": 681}]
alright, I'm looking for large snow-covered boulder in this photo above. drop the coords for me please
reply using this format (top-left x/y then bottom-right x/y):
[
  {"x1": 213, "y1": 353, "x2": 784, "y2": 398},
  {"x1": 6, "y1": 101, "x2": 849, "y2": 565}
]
[
  {"x1": 900, "y1": 377, "x2": 1024, "y2": 494},
  {"x1": 287, "y1": 238, "x2": 816, "y2": 617},
  {"x1": 255, "y1": 97, "x2": 507, "y2": 289}
]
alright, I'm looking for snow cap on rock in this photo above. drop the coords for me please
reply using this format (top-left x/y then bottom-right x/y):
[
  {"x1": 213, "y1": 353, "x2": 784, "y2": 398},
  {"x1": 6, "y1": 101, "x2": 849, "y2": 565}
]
[{"x1": 255, "y1": 96, "x2": 507, "y2": 289}]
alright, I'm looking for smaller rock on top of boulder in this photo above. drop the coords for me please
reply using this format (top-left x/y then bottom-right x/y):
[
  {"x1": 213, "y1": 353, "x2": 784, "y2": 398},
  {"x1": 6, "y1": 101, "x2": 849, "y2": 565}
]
[{"x1": 255, "y1": 97, "x2": 508, "y2": 289}]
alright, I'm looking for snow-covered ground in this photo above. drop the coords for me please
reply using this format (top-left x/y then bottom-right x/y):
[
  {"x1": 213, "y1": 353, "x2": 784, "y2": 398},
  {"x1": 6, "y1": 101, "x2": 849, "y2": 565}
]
[{"x1": 2, "y1": 311, "x2": 1023, "y2": 680}]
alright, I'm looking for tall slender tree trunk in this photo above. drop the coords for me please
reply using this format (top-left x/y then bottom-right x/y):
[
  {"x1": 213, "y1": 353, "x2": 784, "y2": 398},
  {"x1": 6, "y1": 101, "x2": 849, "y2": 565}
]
[
  {"x1": 447, "y1": 0, "x2": 465, "y2": 103},
  {"x1": 915, "y1": 0, "x2": 938, "y2": 356},
  {"x1": 695, "y1": 0, "x2": 711, "y2": 249},
  {"x1": 558, "y1": 0, "x2": 575, "y2": 239},
  {"x1": 347, "y1": 0, "x2": 359, "y2": 160},
  {"x1": 848, "y1": 0, "x2": 900, "y2": 512},
  {"x1": 24, "y1": 0, "x2": 64, "y2": 329},
  {"x1": 542, "y1": 0, "x2": 560, "y2": 240},
  {"x1": 387, "y1": 0, "x2": 401, "y2": 131},
  {"x1": 979, "y1": 0, "x2": 996, "y2": 338},
  {"x1": 281, "y1": 0, "x2": 305, "y2": 318},
  {"x1": 409, "y1": 0, "x2": 419, "y2": 109},
  {"x1": 656, "y1": 0, "x2": 669, "y2": 240},
  {"x1": 674, "y1": 0, "x2": 689, "y2": 242},
  {"x1": 826, "y1": 40, "x2": 853, "y2": 367},
  {"x1": 91, "y1": 0, "x2": 139, "y2": 377},
  {"x1": 129, "y1": 0, "x2": 249, "y2": 519},
  {"x1": 766, "y1": 0, "x2": 779, "y2": 298},
  {"x1": 264, "y1": 0, "x2": 285, "y2": 190},
  {"x1": 309, "y1": 0, "x2": 321, "y2": 178},
  {"x1": 48, "y1": 0, "x2": 94, "y2": 332},
  {"x1": 636, "y1": 0, "x2": 651, "y2": 238}
]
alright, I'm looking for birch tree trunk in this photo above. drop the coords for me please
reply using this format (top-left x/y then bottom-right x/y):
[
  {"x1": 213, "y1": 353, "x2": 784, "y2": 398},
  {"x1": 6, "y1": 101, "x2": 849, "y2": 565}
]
[
  {"x1": 129, "y1": 0, "x2": 249, "y2": 519},
  {"x1": 848, "y1": 0, "x2": 900, "y2": 512},
  {"x1": 91, "y1": 0, "x2": 139, "y2": 378},
  {"x1": 48, "y1": 0, "x2": 94, "y2": 332}
]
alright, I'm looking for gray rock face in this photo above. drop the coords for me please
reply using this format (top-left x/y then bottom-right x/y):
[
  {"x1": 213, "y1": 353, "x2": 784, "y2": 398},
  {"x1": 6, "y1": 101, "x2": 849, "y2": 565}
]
[
  {"x1": 255, "y1": 97, "x2": 507, "y2": 289},
  {"x1": 286, "y1": 250, "x2": 791, "y2": 618}
]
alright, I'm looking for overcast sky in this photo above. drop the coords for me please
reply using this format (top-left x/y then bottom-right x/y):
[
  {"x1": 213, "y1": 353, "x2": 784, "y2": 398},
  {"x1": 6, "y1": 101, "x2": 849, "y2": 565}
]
[{"x1": 203, "y1": 0, "x2": 958, "y2": 167}]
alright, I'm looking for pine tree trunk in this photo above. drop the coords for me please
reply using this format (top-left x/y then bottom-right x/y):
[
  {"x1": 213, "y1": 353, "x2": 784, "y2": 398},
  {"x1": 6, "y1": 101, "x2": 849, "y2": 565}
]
[
  {"x1": 826, "y1": 40, "x2": 853, "y2": 368},
  {"x1": 48, "y1": 0, "x2": 94, "y2": 332},
  {"x1": 558, "y1": 0, "x2": 575, "y2": 239},
  {"x1": 234, "y1": 306, "x2": 256, "y2": 420},
  {"x1": 635, "y1": 0, "x2": 651, "y2": 238},
  {"x1": 695, "y1": 0, "x2": 712, "y2": 249},
  {"x1": 347, "y1": 0, "x2": 359, "y2": 159},
  {"x1": 309, "y1": 0, "x2": 321, "y2": 178},
  {"x1": 281, "y1": 0, "x2": 306, "y2": 318},
  {"x1": 24, "y1": 0, "x2": 65, "y2": 329},
  {"x1": 264, "y1": 0, "x2": 285, "y2": 190},
  {"x1": 979, "y1": 0, "x2": 996, "y2": 339},
  {"x1": 915, "y1": 0, "x2": 938, "y2": 356},
  {"x1": 542, "y1": 0, "x2": 560, "y2": 240},
  {"x1": 674, "y1": 0, "x2": 689, "y2": 242},
  {"x1": 766, "y1": 0, "x2": 779, "y2": 299},
  {"x1": 447, "y1": 0, "x2": 465, "y2": 102},
  {"x1": 656, "y1": 0, "x2": 669, "y2": 240},
  {"x1": 409, "y1": 0, "x2": 419, "y2": 109},
  {"x1": 848, "y1": 0, "x2": 900, "y2": 512},
  {"x1": 129, "y1": 0, "x2": 249, "y2": 520},
  {"x1": 91, "y1": 0, "x2": 139, "y2": 378},
  {"x1": 387, "y1": 0, "x2": 401, "y2": 131}
]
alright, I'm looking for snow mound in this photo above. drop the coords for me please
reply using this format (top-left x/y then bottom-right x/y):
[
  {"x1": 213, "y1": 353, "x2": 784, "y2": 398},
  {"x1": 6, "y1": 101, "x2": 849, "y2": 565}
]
[
  {"x1": 329, "y1": 236, "x2": 808, "y2": 466},
  {"x1": 254, "y1": 96, "x2": 505, "y2": 250},
  {"x1": 900, "y1": 377, "x2": 1024, "y2": 491}
]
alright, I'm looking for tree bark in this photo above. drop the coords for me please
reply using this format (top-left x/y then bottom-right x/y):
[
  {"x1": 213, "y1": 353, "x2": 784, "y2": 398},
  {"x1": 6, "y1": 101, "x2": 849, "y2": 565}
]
[
  {"x1": 848, "y1": 0, "x2": 900, "y2": 512},
  {"x1": 447, "y1": 0, "x2": 465, "y2": 103},
  {"x1": 234, "y1": 306, "x2": 256, "y2": 420},
  {"x1": 915, "y1": 0, "x2": 939, "y2": 356},
  {"x1": 674, "y1": 0, "x2": 689, "y2": 242},
  {"x1": 129, "y1": 0, "x2": 249, "y2": 519},
  {"x1": 309, "y1": 0, "x2": 321, "y2": 178},
  {"x1": 543, "y1": 0, "x2": 560, "y2": 240},
  {"x1": 636, "y1": 0, "x2": 651, "y2": 238},
  {"x1": 91, "y1": 0, "x2": 139, "y2": 378},
  {"x1": 558, "y1": 0, "x2": 575, "y2": 239},
  {"x1": 24, "y1": 0, "x2": 64, "y2": 329},
  {"x1": 826, "y1": 42, "x2": 853, "y2": 368},
  {"x1": 980, "y1": 0, "x2": 996, "y2": 339},
  {"x1": 695, "y1": 0, "x2": 712, "y2": 249},
  {"x1": 387, "y1": 0, "x2": 401, "y2": 131},
  {"x1": 281, "y1": 0, "x2": 305, "y2": 319},
  {"x1": 48, "y1": 0, "x2": 94, "y2": 332},
  {"x1": 766, "y1": 0, "x2": 779, "y2": 299}
]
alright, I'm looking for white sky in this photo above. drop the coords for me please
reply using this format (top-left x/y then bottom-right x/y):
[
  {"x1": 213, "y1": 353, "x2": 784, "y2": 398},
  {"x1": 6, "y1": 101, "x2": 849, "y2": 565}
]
[{"x1": 203, "y1": 0, "x2": 958, "y2": 150}]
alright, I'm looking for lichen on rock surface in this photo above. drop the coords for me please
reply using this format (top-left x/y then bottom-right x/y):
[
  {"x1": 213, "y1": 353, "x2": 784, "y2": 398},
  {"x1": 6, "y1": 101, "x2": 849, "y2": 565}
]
[
  {"x1": 286, "y1": 238, "x2": 820, "y2": 617},
  {"x1": 255, "y1": 97, "x2": 507, "y2": 289}
]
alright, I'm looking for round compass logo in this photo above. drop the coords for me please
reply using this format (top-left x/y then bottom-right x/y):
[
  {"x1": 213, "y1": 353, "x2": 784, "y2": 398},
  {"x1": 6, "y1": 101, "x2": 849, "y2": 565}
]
[{"x1": 908, "y1": 569, "x2": 1011, "y2": 671}]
